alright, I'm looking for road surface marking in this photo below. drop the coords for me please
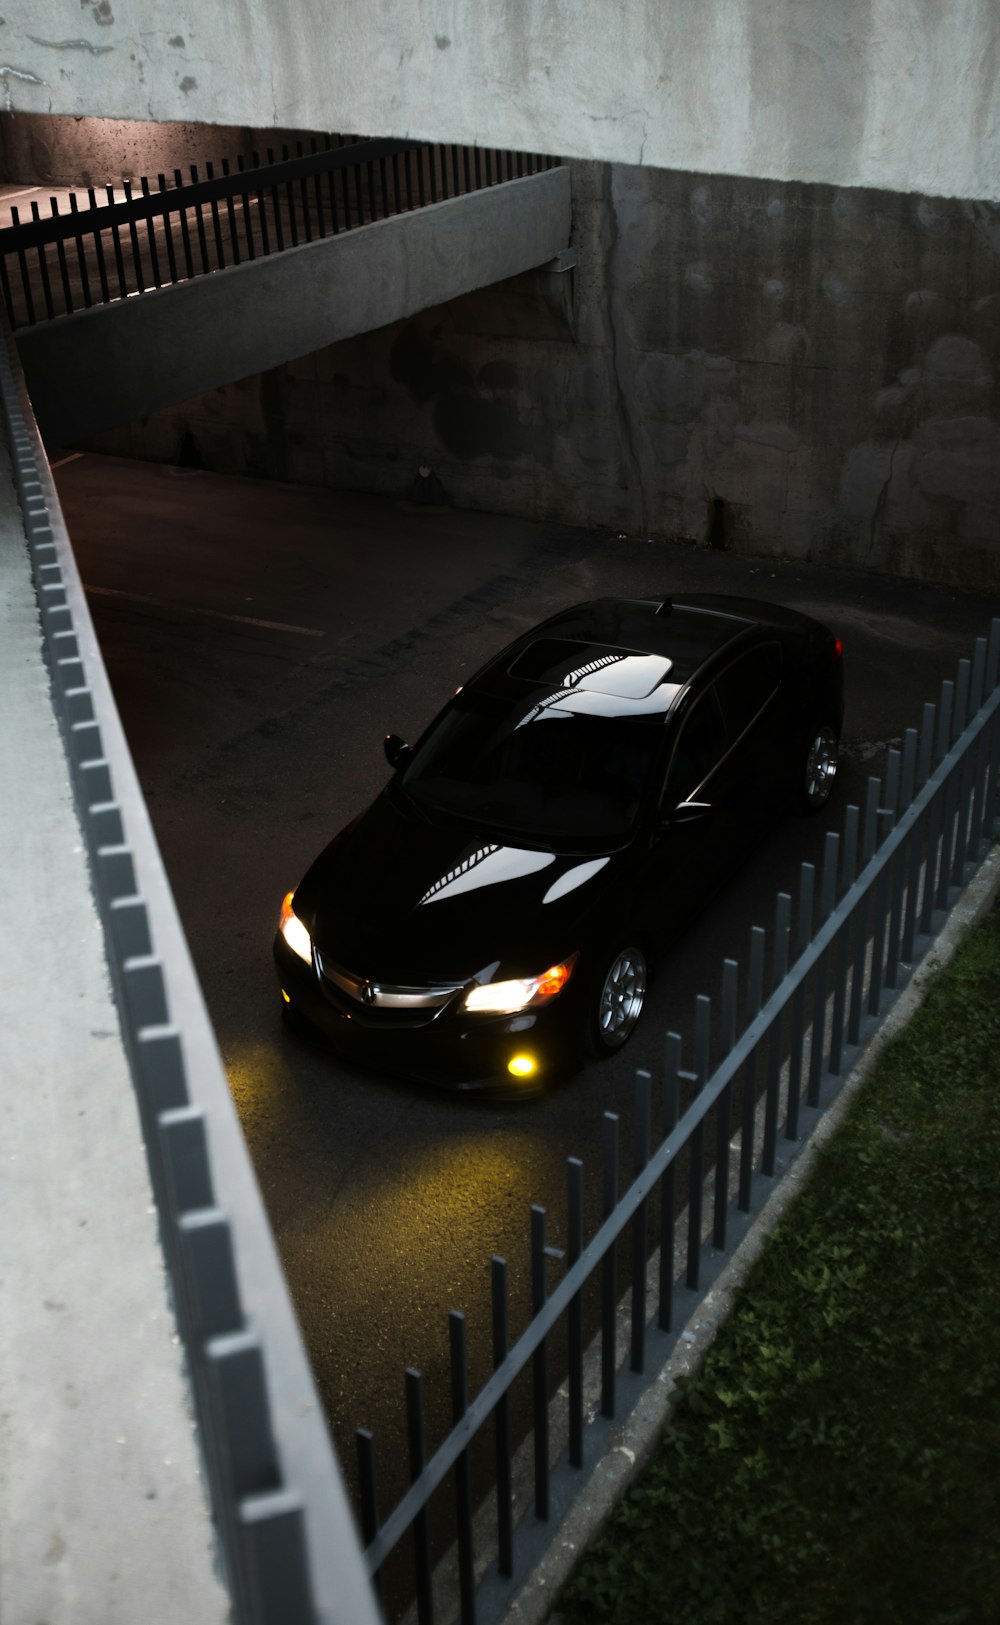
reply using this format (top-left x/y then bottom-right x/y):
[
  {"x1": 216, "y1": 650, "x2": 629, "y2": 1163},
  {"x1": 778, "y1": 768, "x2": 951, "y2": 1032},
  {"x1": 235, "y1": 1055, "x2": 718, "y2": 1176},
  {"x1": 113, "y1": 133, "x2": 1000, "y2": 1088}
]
[{"x1": 83, "y1": 584, "x2": 325, "y2": 636}]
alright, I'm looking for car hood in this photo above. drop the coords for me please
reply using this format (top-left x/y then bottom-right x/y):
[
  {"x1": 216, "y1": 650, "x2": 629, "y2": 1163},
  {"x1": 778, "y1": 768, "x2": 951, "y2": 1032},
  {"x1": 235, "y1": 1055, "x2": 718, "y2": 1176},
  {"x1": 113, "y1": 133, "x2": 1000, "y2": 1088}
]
[{"x1": 295, "y1": 789, "x2": 619, "y2": 984}]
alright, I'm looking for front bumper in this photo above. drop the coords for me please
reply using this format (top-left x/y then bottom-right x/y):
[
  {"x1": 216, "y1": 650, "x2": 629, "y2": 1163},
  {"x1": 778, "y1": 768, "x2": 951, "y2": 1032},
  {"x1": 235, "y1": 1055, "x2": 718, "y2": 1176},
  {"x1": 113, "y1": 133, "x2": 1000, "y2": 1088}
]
[{"x1": 273, "y1": 934, "x2": 582, "y2": 1094}]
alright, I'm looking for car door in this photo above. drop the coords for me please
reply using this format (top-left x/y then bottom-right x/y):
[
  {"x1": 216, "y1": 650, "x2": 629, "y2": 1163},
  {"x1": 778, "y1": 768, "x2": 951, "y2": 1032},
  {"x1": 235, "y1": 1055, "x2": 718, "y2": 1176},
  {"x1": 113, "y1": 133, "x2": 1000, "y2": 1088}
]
[
  {"x1": 709, "y1": 640, "x2": 785, "y2": 838},
  {"x1": 636, "y1": 683, "x2": 732, "y2": 944}
]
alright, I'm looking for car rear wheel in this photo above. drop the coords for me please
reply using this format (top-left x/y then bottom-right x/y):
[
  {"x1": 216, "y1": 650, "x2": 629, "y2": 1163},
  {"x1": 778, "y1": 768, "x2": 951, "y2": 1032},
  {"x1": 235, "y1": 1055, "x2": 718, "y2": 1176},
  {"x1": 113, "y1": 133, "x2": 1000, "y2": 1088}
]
[
  {"x1": 801, "y1": 723, "x2": 839, "y2": 813},
  {"x1": 587, "y1": 944, "x2": 647, "y2": 1057}
]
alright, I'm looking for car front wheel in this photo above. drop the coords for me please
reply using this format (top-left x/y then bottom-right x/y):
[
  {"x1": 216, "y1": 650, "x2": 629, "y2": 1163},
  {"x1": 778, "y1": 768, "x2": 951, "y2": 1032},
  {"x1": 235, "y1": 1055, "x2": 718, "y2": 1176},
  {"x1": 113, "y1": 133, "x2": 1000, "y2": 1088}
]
[
  {"x1": 800, "y1": 722, "x2": 839, "y2": 813},
  {"x1": 587, "y1": 944, "x2": 648, "y2": 1057}
]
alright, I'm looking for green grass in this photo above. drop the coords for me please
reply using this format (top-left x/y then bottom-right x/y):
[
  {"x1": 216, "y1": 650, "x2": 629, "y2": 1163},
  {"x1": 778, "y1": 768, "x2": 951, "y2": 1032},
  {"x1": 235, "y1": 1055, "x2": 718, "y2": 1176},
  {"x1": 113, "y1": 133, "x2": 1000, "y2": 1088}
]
[{"x1": 553, "y1": 902, "x2": 1000, "y2": 1625}]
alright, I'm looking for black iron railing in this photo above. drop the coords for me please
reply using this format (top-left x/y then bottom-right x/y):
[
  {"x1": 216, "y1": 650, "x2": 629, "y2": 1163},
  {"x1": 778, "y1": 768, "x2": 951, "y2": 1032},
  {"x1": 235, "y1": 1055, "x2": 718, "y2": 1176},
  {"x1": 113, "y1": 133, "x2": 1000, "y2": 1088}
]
[
  {"x1": 0, "y1": 135, "x2": 560, "y2": 328},
  {"x1": 356, "y1": 622, "x2": 1000, "y2": 1624}
]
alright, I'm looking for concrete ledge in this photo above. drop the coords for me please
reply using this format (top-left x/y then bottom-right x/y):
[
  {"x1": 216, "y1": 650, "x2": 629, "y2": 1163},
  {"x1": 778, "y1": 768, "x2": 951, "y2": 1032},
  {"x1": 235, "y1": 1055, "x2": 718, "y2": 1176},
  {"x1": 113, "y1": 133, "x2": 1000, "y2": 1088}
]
[{"x1": 19, "y1": 166, "x2": 572, "y2": 445}]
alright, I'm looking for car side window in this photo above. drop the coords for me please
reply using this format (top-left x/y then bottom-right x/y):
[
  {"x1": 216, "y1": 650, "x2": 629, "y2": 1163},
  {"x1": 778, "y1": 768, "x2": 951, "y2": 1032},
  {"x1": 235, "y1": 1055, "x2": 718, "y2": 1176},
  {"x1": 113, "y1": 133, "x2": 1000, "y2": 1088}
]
[
  {"x1": 663, "y1": 688, "x2": 727, "y2": 805},
  {"x1": 713, "y1": 643, "x2": 782, "y2": 741}
]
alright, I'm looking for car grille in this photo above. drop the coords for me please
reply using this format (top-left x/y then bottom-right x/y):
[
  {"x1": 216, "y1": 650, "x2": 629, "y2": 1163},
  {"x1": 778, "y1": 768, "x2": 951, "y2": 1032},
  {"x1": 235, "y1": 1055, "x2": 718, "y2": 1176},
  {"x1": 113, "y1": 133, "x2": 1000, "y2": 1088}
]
[{"x1": 315, "y1": 952, "x2": 465, "y2": 1027}]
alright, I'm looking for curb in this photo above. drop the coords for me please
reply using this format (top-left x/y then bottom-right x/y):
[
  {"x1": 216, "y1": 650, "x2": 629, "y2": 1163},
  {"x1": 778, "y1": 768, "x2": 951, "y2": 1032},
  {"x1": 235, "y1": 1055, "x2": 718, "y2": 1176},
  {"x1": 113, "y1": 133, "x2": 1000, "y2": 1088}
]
[{"x1": 505, "y1": 842, "x2": 1000, "y2": 1625}]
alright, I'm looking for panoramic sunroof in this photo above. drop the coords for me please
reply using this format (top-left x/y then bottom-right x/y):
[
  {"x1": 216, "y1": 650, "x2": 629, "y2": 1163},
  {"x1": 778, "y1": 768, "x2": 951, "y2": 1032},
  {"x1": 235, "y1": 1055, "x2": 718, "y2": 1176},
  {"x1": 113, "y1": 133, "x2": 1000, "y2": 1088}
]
[{"x1": 509, "y1": 639, "x2": 673, "y2": 699}]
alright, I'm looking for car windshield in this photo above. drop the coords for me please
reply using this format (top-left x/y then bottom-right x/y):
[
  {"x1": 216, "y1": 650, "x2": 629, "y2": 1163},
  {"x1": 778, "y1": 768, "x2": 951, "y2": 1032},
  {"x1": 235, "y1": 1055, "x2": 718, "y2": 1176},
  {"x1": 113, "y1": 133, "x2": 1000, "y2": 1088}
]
[{"x1": 400, "y1": 688, "x2": 662, "y2": 843}]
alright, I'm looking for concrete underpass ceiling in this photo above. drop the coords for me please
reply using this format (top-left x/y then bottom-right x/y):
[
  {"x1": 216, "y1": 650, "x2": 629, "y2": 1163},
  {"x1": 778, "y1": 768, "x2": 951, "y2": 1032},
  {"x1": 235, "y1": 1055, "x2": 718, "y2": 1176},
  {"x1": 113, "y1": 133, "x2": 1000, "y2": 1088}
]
[{"x1": 7, "y1": 1, "x2": 1000, "y2": 202}]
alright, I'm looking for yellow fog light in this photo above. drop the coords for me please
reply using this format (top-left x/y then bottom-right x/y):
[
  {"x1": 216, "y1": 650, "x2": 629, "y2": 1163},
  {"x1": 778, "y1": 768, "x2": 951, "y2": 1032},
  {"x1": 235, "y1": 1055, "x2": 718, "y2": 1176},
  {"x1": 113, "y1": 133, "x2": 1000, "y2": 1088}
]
[{"x1": 507, "y1": 1053, "x2": 537, "y2": 1079}]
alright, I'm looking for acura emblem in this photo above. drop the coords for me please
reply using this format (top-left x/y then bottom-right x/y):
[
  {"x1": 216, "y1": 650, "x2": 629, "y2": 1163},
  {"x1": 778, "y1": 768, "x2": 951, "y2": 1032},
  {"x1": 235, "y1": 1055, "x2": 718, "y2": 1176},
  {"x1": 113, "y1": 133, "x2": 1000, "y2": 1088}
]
[{"x1": 361, "y1": 980, "x2": 379, "y2": 1006}]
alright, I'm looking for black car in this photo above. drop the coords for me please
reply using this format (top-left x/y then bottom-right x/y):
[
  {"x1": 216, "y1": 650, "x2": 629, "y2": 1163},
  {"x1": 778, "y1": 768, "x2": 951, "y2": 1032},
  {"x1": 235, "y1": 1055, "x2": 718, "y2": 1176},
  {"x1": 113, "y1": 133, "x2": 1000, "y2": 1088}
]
[{"x1": 274, "y1": 595, "x2": 843, "y2": 1092}]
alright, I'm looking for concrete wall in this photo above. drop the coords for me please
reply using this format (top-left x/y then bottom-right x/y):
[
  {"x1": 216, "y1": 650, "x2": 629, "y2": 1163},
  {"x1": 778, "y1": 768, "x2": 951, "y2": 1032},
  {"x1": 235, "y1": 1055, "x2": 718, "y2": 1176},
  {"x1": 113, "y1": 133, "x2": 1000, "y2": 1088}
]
[
  {"x1": 80, "y1": 161, "x2": 1000, "y2": 588},
  {"x1": 6, "y1": 1, "x2": 999, "y2": 202}
]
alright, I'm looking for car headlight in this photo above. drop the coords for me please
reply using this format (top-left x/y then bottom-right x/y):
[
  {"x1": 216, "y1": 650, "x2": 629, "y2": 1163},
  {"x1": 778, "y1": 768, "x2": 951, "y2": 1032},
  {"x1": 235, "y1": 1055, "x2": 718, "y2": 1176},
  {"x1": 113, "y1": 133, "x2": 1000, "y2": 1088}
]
[
  {"x1": 463, "y1": 956, "x2": 576, "y2": 1016},
  {"x1": 279, "y1": 891, "x2": 313, "y2": 964}
]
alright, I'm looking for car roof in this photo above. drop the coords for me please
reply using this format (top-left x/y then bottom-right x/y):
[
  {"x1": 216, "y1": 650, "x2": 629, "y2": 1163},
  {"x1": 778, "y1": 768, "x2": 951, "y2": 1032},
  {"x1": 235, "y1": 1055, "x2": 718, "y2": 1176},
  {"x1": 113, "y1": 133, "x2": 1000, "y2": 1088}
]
[
  {"x1": 466, "y1": 595, "x2": 776, "y2": 720},
  {"x1": 526, "y1": 597, "x2": 754, "y2": 684}
]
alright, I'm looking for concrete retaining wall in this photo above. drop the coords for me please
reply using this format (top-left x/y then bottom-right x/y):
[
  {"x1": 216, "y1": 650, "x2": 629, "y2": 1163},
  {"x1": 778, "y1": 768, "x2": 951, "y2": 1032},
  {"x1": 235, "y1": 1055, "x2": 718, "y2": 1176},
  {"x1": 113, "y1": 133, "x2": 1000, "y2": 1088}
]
[{"x1": 77, "y1": 161, "x2": 1000, "y2": 589}]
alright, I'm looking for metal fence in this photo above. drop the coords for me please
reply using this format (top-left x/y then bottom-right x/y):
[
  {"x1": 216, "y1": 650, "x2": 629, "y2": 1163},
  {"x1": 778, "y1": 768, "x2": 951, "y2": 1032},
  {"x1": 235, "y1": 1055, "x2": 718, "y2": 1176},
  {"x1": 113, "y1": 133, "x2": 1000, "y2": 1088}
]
[
  {"x1": 357, "y1": 620, "x2": 1000, "y2": 1625},
  {"x1": 0, "y1": 135, "x2": 560, "y2": 328}
]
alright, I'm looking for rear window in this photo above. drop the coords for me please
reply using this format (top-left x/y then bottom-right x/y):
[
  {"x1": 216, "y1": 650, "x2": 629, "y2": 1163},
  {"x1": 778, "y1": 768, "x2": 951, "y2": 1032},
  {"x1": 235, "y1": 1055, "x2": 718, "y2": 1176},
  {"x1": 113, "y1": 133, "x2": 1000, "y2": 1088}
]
[{"x1": 713, "y1": 643, "x2": 782, "y2": 740}]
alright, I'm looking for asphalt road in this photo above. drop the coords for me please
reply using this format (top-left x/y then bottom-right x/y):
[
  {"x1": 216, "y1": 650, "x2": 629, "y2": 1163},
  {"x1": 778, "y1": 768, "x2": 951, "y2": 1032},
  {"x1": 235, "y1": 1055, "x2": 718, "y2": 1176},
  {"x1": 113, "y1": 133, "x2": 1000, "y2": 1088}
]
[{"x1": 53, "y1": 451, "x2": 1000, "y2": 1535}]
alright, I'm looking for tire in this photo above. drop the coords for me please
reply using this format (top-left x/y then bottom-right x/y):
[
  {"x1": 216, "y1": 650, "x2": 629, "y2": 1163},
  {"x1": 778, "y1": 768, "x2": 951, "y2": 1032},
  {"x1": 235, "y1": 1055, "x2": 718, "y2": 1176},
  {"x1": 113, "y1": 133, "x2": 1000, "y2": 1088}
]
[
  {"x1": 586, "y1": 944, "x2": 648, "y2": 1057},
  {"x1": 800, "y1": 722, "x2": 839, "y2": 814}
]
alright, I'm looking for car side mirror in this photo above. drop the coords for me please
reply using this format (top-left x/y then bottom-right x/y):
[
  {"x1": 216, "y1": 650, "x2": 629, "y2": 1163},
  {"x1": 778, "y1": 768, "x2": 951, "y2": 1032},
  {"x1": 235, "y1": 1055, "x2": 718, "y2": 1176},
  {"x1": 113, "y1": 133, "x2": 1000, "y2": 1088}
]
[
  {"x1": 670, "y1": 799, "x2": 713, "y2": 826},
  {"x1": 384, "y1": 733, "x2": 412, "y2": 770}
]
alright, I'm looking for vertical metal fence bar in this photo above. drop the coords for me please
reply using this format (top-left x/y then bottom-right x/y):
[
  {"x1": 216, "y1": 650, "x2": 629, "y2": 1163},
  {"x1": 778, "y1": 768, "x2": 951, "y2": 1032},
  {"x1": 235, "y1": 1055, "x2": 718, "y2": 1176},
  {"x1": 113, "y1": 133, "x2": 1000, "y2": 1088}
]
[
  {"x1": 67, "y1": 195, "x2": 92, "y2": 308},
  {"x1": 986, "y1": 619, "x2": 1000, "y2": 691},
  {"x1": 173, "y1": 170, "x2": 196, "y2": 277},
  {"x1": 862, "y1": 775, "x2": 881, "y2": 866},
  {"x1": 463, "y1": 145, "x2": 473, "y2": 192},
  {"x1": 868, "y1": 810, "x2": 895, "y2": 1015},
  {"x1": 969, "y1": 637, "x2": 987, "y2": 717},
  {"x1": 405, "y1": 1368, "x2": 433, "y2": 1625},
  {"x1": 807, "y1": 835, "x2": 839, "y2": 1106},
  {"x1": 121, "y1": 181, "x2": 146, "y2": 292},
  {"x1": 235, "y1": 157, "x2": 256, "y2": 259},
  {"x1": 356, "y1": 1429, "x2": 384, "y2": 1610},
  {"x1": 966, "y1": 735, "x2": 985, "y2": 862},
  {"x1": 448, "y1": 1312, "x2": 475, "y2": 1625},
  {"x1": 49, "y1": 198, "x2": 74, "y2": 314},
  {"x1": 786, "y1": 864, "x2": 814, "y2": 1141},
  {"x1": 566, "y1": 1159, "x2": 584, "y2": 1469},
  {"x1": 490, "y1": 1257, "x2": 513, "y2": 1578},
  {"x1": 738, "y1": 929, "x2": 765, "y2": 1211},
  {"x1": 252, "y1": 152, "x2": 272, "y2": 254},
  {"x1": 922, "y1": 784, "x2": 943, "y2": 935},
  {"x1": 987, "y1": 708, "x2": 1000, "y2": 839},
  {"x1": 29, "y1": 203, "x2": 56, "y2": 319},
  {"x1": 713, "y1": 961, "x2": 738, "y2": 1248},
  {"x1": 530, "y1": 1206, "x2": 549, "y2": 1521},
  {"x1": 282, "y1": 145, "x2": 300, "y2": 246},
  {"x1": 951, "y1": 740, "x2": 973, "y2": 885},
  {"x1": 203, "y1": 161, "x2": 226, "y2": 266},
  {"x1": 903, "y1": 808, "x2": 923, "y2": 964},
  {"x1": 267, "y1": 150, "x2": 286, "y2": 252},
  {"x1": 763, "y1": 892, "x2": 791, "y2": 1175},
  {"x1": 86, "y1": 187, "x2": 111, "y2": 303},
  {"x1": 309, "y1": 141, "x2": 326, "y2": 237},
  {"x1": 848, "y1": 886, "x2": 869, "y2": 1045},
  {"x1": 658, "y1": 1036, "x2": 680, "y2": 1331},
  {"x1": 156, "y1": 176, "x2": 179, "y2": 283},
  {"x1": 354, "y1": 156, "x2": 366, "y2": 223},
  {"x1": 630, "y1": 1071, "x2": 652, "y2": 1373},
  {"x1": 322, "y1": 137, "x2": 340, "y2": 232},
  {"x1": 391, "y1": 151, "x2": 402, "y2": 216},
  {"x1": 685, "y1": 998, "x2": 710, "y2": 1291},
  {"x1": 380, "y1": 154, "x2": 390, "y2": 215},
  {"x1": 601, "y1": 1113, "x2": 619, "y2": 1417},
  {"x1": 10, "y1": 206, "x2": 36, "y2": 325},
  {"x1": 404, "y1": 147, "x2": 415, "y2": 209},
  {"x1": 885, "y1": 832, "x2": 906, "y2": 993},
  {"x1": 188, "y1": 166, "x2": 212, "y2": 273},
  {"x1": 295, "y1": 142, "x2": 313, "y2": 242},
  {"x1": 138, "y1": 177, "x2": 163, "y2": 286},
  {"x1": 366, "y1": 155, "x2": 379, "y2": 217},
  {"x1": 829, "y1": 807, "x2": 859, "y2": 1075},
  {"x1": 899, "y1": 729, "x2": 917, "y2": 816},
  {"x1": 219, "y1": 159, "x2": 242, "y2": 264}
]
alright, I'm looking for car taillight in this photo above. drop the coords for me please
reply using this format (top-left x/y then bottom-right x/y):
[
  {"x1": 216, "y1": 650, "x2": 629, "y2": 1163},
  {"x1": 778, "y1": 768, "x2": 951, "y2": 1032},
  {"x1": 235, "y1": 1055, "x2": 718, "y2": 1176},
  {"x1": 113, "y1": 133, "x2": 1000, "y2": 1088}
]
[{"x1": 833, "y1": 637, "x2": 843, "y2": 659}]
